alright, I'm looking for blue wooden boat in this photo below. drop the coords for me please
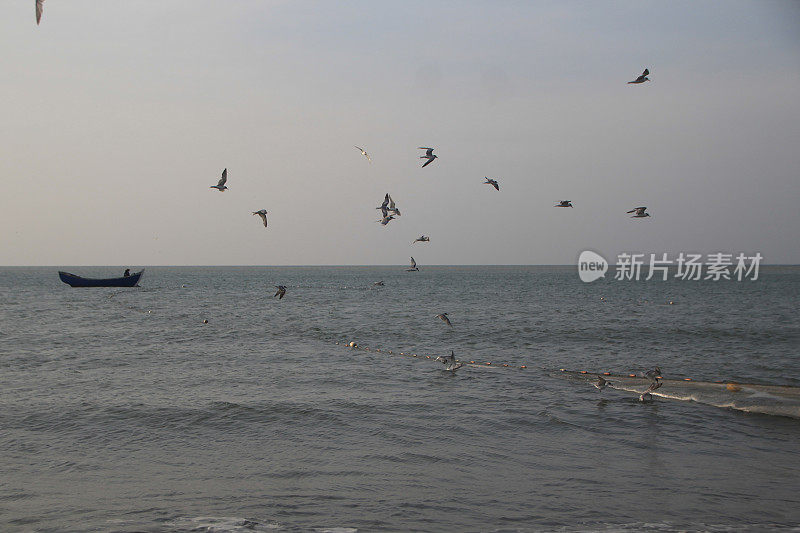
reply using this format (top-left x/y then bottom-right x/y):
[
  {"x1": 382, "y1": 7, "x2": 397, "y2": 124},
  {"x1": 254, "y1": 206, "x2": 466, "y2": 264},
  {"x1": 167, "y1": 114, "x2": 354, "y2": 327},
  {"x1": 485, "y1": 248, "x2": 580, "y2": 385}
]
[{"x1": 58, "y1": 269, "x2": 144, "y2": 288}]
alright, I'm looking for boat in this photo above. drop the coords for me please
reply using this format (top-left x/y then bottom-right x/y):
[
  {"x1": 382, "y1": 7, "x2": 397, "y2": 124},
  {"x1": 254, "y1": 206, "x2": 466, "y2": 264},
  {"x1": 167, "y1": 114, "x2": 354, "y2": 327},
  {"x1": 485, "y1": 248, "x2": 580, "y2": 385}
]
[{"x1": 58, "y1": 269, "x2": 144, "y2": 288}]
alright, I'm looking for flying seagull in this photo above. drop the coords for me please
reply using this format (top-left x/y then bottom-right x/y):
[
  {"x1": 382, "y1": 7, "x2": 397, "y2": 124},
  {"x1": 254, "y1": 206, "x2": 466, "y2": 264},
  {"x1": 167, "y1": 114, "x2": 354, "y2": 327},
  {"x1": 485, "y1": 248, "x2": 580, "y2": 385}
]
[
  {"x1": 436, "y1": 313, "x2": 452, "y2": 327},
  {"x1": 419, "y1": 147, "x2": 437, "y2": 168},
  {"x1": 379, "y1": 214, "x2": 395, "y2": 226},
  {"x1": 406, "y1": 257, "x2": 419, "y2": 272},
  {"x1": 594, "y1": 376, "x2": 609, "y2": 390},
  {"x1": 36, "y1": 0, "x2": 44, "y2": 25},
  {"x1": 354, "y1": 146, "x2": 371, "y2": 163},
  {"x1": 414, "y1": 235, "x2": 430, "y2": 243},
  {"x1": 436, "y1": 351, "x2": 463, "y2": 371},
  {"x1": 555, "y1": 200, "x2": 573, "y2": 208},
  {"x1": 376, "y1": 193, "x2": 390, "y2": 218},
  {"x1": 210, "y1": 169, "x2": 228, "y2": 191},
  {"x1": 387, "y1": 194, "x2": 401, "y2": 216},
  {"x1": 252, "y1": 209, "x2": 268, "y2": 227},
  {"x1": 484, "y1": 177, "x2": 499, "y2": 191},
  {"x1": 628, "y1": 68, "x2": 650, "y2": 84},
  {"x1": 628, "y1": 206, "x2": 651, "y2": 218},
  {"x1": 274, "y1": 285, "x2": 287, "y2": 299}
]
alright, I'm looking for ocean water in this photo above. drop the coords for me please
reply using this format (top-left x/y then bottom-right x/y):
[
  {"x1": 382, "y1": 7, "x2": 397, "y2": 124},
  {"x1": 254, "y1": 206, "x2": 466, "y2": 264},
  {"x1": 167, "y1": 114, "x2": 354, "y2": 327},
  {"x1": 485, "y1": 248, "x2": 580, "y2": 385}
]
[{"x1": 1, "y1": 266, "x2": 799, "y2": 532}]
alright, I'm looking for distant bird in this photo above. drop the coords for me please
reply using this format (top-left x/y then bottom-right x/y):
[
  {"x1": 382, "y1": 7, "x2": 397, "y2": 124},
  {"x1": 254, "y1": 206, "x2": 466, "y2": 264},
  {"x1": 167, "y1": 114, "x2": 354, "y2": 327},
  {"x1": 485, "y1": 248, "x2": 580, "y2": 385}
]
[
  {"x1": 436, "y1": 313, "x2": 452, "y2": 327},
  {"x1": 387, "y1": 194, "x2": 401, "y2": 216},
  {"x1": 274, "y1": 285, "x2": 287, "y2": 299},
  {"x1": 555, "y1": 200, "x2": 573, "y2": 208},
  {"x1": 373, "y1": 281, "x2": 384, "y2": 286},
  {"x1": 419, "y1": 147, "x2": 437, "y2": 168},
  {"x1": 484, "y1": 177, "x2": 499, "y2": 191},
  {"x1": 628, "y1": 206, "x2": 650, "y2": 218},
  {"x1": 414, "y1": 235, "x2": 430, "y2": 243},
  {"x1": 594, "y1": 376, "x2": 609, "y2": 390},
  {"x1": 252, "y1": 209, "x2": 268, "y2": 227},
  {"x1": 377, "y1": 193, "x2": 390, "y2": 218},
  {"x1": 210, "y1": 169, "x2": 228, "y2": 191},
  {"x1": 406, "y1": 257, "x2": 419, "y2": 272},
  {"x1": 436, "y1": 350, "x2": 463, "y2": 371},
  {"x1": 354, "y1": 146, "x2": 371, "y2": 163},
  {"x1": 36, "y1": 0, "x2": 44, "y2": 25},
  {"x1": 628, "y1": 68, "x2": 650, "y2": 84},
  {"x1": 379, "y1": 215, "x2": 395, "y2": 226}
]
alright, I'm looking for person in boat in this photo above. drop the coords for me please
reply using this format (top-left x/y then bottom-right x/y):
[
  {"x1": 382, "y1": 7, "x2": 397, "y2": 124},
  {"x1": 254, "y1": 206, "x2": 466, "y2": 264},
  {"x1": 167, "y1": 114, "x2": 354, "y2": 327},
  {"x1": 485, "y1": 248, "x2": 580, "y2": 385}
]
[{"x1": 124, "y1": 269, "x2": 131, "y2": 277}]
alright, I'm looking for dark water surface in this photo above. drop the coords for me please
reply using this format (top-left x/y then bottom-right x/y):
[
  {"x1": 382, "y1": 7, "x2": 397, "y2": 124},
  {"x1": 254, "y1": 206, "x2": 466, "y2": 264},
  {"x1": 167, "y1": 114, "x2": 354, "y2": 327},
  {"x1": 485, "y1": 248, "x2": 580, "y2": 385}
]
[{"x1": 1, "y1": 266, "x2": 799, "y2": 532}]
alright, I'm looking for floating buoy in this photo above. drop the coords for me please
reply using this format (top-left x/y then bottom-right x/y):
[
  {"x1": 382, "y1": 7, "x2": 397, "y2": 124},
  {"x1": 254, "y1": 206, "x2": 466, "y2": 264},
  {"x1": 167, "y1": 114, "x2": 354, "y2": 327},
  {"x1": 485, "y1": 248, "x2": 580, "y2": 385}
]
[
  {"x1": 629, "y1": 374, "x2": 636, "y2": 377},
  {"x1": 412, "y1": 354, "x2": 417, "y2": 357},
  {"x1": 684, "y1": 378, "x2": 692, "y2": 381},
  {"x1": 603, "y1": 372, "x2": 611, "y2": 375},
  {"x1": 580, "y1": 371, "x2": 587, "y2": 374},
  {"x1": 520, "y1": 365, "x2": 526, "y2": 369},
  {"x1": 202, "y1": 319, "x2": 208, "y2": 324},
  {"x1": 726, "y1": 383, "x2": 742, "y2": 392},
  {"x1": 560, "y1": 368, "x2": 566, "y2": 372},
  {"x1": 470, "y1": 361, "x2": 475, "y2": 364},
  {"x1": 669, "y1": 301, "x2": 674, "y2": 305},
  {"x1": 425, "y1": 355, "x2": 430, "y2": 359},
  {"x1": 349, "y1": 341, "x2": 357, "y2": 348},
  {"x1": 502, "y1": 364, "x2": 509, "y2": 367},
  {"x1": 486, "y1": 362, "x2": 491, "y2": 365}
]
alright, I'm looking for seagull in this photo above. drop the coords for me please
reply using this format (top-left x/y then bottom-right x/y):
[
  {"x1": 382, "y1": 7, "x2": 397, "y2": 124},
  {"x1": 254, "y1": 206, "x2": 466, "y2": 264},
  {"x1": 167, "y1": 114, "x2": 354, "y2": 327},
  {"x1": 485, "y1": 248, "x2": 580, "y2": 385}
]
[
  {"x1": 484, "y1": 177, "x2": 500, "y2": 191},
  {"x1": 379, "y1": 215, "x2": 395, "y2": 226},
  {"x1": 274, "y1": 285, "x2": 287, "y2": 299},
  {"x1": 354, "y1": 146, "x2": 371, "y2": 163},
  {"x1": 419, "y1": 147, "x2": 437, "y2": 168},
  {"x1": 628, "y1": 68, "x2": 650, "y2": 84},
  {"x1": 436, "y1": 313, "x2": 452, "y2": 327},
  {"x1": 36, "y1": 0, "x2": 44, "y2": 25},
  {"x1": 252, "y1": 209, "x2": 268, "y2": 227},
  {"x1": 628, "y1": 206, "x2": 651, "y2": 218},
  {"x1": 210, "y1": 169, "x2": 228, "y2": 191},
  {"x1": 406, "y1": 257, "x2": 419, "y2": 272},
  {"x1": 387, "y1": 194, "x2": 401, "y2": 216},
  {"x1": 376, "y1": 193, "x2": 390, "y2": 218},
  {"x1": 594, "y1": 376, "x2": 609, "y2": 390},
  {"x1": 436, "y1": 351, "x2": 463, "y2": 371},
  {"x1": 555, "y1": 200, "x2": 573, "y2": 208},
  {"x1": 413, "y1": 235, "x2": 430, "y2": 243}
]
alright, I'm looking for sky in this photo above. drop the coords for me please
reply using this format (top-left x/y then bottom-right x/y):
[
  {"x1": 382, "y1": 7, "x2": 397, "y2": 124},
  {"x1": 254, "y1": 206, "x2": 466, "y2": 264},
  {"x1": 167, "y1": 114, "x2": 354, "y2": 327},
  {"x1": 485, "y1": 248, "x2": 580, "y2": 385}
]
[{"x1": 1, "y1": 0, "x2": 799, "y2": 266}]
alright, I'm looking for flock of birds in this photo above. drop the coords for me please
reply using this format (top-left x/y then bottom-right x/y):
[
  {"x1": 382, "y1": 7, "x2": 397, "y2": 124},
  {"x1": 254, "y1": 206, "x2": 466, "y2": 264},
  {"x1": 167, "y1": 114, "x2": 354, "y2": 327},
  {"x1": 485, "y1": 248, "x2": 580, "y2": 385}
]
[
  {"x1": 594, "y1": 365, "x2": 663, "y2": 401},
  {"x1": 35, "y1": 5, "x2": 662, "y2": 387}
]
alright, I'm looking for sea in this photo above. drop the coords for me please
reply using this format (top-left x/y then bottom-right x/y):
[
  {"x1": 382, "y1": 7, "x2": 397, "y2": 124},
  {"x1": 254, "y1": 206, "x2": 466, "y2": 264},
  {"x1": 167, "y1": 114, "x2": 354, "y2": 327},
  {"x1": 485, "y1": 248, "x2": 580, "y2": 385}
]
[{"x1": 1, "y1": 266, "x2": 799, "y2": 532}]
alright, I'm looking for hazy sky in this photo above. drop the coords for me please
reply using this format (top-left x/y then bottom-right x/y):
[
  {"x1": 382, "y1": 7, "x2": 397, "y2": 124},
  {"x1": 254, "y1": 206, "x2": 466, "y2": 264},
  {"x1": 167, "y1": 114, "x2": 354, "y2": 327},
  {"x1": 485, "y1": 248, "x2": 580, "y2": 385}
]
[{"x1": 2, "y1": 1, "x2": 799, "y2": 265}]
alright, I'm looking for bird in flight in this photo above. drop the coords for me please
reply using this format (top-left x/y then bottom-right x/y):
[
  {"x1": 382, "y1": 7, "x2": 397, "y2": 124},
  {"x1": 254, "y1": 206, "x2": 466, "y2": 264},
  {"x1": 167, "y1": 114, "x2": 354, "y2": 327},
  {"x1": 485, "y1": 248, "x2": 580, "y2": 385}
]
[
  {"x1": 413, "y1": 235, "x2": 430, "y2": 243},
  {"x1": 436, "y1": 313, "x2": 452, "y2": 327},
  {"x1": 252, "y1": 209, "x2": 268, "y2": 227},
  {"x1": 436, "y1": 351, "x2": 463, "y2": 371},
  {"x1": 36, "y1": 0, "x2": 44, "y2": 25},
  {"x1": 387, "y1": 195, "x2": 401, "y2": 216},
  {"x1": 355, "y1": 146, "x2": 371, "y2": 163},
  {"x1": 484, "y1": 177, "x2": 499, "y2": 191},
  {"x1": 555, "y1": 200, "x2": 573, "y2": 208},
  {"x1": 406, "y1": 257, "x2": 419, "y2": 272},
  {"x1": 628, "y1": 206, "x2": 651, "y2": 218},
  {"x1": 377, "y1": 194, "x2": 390, "y2": 218},
  {"x1": 628, "y1": 68, "x2": 650, "y2": 84},
  {"x1": 210, "y1": 169, "x2": 228, "y2": 191},
  {"x1": 419, "y1": 147, "x2": 438, "y2": 168},
  {"x1": 274, "y1": 285, "x2": 287, "y2": 299}
]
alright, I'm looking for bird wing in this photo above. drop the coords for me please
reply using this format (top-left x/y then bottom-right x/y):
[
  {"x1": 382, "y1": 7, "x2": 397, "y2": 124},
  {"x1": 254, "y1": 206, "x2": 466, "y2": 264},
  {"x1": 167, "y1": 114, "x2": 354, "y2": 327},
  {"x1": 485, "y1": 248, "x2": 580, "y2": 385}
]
[
  {"x1": 492, "y1": 181, "x2": 499, "y2": 190},
  {"x1": 36, "y1": 0, "x2": 44, "y2": 24},
  {"x1": 642, "y1": 68, "x2": 649, "y2": 77},
  {"x1": 381, "y1": 194, "x2": 389, "y2": 209},
  {"x1": 218, "y1": 169, "x2": 227, "y2": 187},
  {"x1": 388, "y1": 195, "x2": 396, "y2": 209},
  {"x1": 421, "y1": 157, "x2": 434, "y2": 168},
  {"x1": 259, "y1": 212, "x2": 268, "y2": 227}
]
